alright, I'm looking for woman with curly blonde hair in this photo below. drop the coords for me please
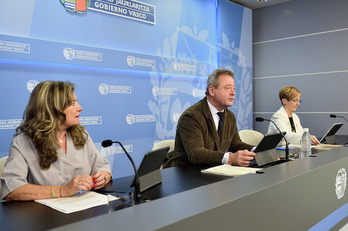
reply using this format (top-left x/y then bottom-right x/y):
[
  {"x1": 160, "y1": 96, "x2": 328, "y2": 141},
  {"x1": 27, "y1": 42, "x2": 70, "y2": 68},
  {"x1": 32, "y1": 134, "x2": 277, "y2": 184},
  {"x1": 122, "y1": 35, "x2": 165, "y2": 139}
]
[{"x1": 1, "y1": 81, "x2": 111, "y2": 201}]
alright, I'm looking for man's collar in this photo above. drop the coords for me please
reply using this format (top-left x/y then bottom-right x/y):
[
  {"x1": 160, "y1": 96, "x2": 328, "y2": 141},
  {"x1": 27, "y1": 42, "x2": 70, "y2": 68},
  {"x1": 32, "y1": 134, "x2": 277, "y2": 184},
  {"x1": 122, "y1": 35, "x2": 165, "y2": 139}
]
[{"x1": 207, "y1": 98, "x2": 224, "y2": 114}]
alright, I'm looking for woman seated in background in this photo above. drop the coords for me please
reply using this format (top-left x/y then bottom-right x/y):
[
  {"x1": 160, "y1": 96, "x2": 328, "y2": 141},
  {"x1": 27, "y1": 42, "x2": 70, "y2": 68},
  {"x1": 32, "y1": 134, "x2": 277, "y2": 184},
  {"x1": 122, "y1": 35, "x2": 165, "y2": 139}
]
[
  {"x1": 267, "y1": 85, "x2": 320, "y2": 145},
  {"x1": 1, "y1": 81, "x2": 112, "y2": 201}
]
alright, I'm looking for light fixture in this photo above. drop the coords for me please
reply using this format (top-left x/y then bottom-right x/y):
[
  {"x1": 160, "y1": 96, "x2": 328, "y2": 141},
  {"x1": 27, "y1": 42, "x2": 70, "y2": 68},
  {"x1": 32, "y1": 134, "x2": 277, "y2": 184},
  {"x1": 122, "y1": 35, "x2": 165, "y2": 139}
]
[{"x1": 256, "y1": 0, "x2": 268, "y2": 2}]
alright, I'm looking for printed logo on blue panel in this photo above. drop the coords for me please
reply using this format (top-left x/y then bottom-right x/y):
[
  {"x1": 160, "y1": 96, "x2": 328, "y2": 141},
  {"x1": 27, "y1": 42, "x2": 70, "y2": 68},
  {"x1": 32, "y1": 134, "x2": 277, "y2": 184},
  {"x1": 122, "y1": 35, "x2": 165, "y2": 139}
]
[
  {"x1": 27, "y1": 80, "x2": 40, "y2": 92},
  {"x1": 192, "y1": 88, "x2": 205, "y2": 98},
  {"x1": 335, "y1": 168, "x2": 347, "y2": 200},
  {"x1": 63, "y1": 48, "x2": 102, "y2": 61},
  {"x1": 0, "y1": 40, "x2": 30, "y2": 53},
  {"x1": 101, "y1": 144, "x2": 133, "y2": 157},
  {"x1": 98, "y1": 83, "x2": 131, "y2": 95},
  {"x1": 126, "y1": 114, "x2": 154, "y2": 125},
  {"x1": 0, "y1": 119, "x2": 22, "y2": 130},
  {"x1": 79, "y1": 116, "x2": 102, "y2": 126},
  {"x1": 60, "y1": 0, "x2": 156, "y2": 24},
  {"x1": 127, "y1": 56, "x2": 155, "y2": 67},
  {"x1": 173, "y1": 62, "x2": 196, "y2": 73},
  {"x1": 172, "y1": 113, "x2": 181, "y2": 123},
  {"x1": 60, "y1": 0, "x2": 90, "y2": 13},
  {"x1": 152, "y1": 87, "x2": 177, "y2": 96}
]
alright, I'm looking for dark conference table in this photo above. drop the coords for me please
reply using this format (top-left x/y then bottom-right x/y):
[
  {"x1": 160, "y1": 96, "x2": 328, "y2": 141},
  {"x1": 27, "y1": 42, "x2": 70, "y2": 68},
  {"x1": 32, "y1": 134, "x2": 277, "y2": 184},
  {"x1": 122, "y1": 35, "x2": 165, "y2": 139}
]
[
  {"x1": 1, "y1": 143, "x2": 348, "y2": 230},
  {"x1": 0, "y1": 164, "x2": 230, "y2": 231}
]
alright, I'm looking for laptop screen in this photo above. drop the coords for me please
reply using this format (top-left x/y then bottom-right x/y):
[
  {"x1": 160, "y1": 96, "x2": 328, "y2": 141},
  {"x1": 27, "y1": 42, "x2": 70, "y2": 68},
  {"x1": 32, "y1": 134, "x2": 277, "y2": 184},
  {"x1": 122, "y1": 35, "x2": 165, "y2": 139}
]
[
  {"x1": 137, "y1": 146, "x2": 170, "y2": 176},
  {"x1": 254, "y1": 133, "x2": 285, "y2": 153},
  {"x1": 100, "y1": 146, "x2": 170, "y2": 194},
  {"x1": 319, "y1": 123, "x2": 343, "y2": 143}
]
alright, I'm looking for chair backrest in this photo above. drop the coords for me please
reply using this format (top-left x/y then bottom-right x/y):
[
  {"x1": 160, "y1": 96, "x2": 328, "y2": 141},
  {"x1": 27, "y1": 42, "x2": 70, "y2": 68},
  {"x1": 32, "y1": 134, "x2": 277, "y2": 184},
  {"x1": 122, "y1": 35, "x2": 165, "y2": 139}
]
[
  {"x1": 0, "y1": 156, "x2": 9, "y2": 194},
  {"x1": 152, "y1": 139, "x2": 175, "y2": 152},
  {"x1": 239, "y1": 130, "x2": 264, "y2": 146},
  {"x1": 152, "y1": 140, "x2": 175, "y2": 169}
]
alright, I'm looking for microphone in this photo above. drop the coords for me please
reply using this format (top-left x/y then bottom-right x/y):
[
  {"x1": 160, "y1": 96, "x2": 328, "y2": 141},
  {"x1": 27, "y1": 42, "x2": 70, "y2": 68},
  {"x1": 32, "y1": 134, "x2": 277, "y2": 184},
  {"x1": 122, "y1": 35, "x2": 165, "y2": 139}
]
[
  {"x1": 255, "y1": 117, "x2": 289, "y2": 160},
  {"x1": 101, "y1": 140, "x2": 113, "y2": 147},
  {"x1": 101, "y1": 139, "x2": 142, "y2": 203},
  {"x1": 255, "y1": 117, "x2": 265, "y2": 122},
  {"x1": 330, "y1": 114, "x2": 348, "y2": 122}
]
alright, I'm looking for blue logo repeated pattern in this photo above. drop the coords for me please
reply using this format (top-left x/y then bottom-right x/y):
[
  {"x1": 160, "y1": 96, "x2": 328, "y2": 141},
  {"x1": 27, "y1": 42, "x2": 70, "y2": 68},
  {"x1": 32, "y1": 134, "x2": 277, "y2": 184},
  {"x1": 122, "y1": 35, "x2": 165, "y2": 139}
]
[{"x1": 0, "y1": 0, "x2": 252, "y2": 178}]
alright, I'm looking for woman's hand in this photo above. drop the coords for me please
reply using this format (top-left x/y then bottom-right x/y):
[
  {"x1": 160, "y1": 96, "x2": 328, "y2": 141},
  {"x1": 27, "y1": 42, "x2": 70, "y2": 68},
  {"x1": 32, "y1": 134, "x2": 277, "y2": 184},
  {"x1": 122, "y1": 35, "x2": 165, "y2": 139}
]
[
  {"x1": 91, "y1": 171, "x2": 111, "y2": 190},
  {"x1": 311, "y1": 135, "x2": 320, "y2": 145},
  {"x1": 61, "y1": 175, "x2": 93, "y2": 197}
]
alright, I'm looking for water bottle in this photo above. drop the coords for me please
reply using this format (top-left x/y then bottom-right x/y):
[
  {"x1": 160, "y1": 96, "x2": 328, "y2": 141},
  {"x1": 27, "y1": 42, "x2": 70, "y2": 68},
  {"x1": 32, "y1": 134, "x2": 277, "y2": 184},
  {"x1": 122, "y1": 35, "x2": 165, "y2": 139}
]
[{"x1": 300, "y1": 128, "x2": 311, "y2": 157}]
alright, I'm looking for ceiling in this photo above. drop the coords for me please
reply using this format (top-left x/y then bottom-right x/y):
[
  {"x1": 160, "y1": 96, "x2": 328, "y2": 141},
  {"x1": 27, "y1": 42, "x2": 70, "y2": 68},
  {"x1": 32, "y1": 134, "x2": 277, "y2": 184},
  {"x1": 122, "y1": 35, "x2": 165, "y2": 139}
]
[{"x1": 228, "y1": 0, "x2": 292, "y2": 9}]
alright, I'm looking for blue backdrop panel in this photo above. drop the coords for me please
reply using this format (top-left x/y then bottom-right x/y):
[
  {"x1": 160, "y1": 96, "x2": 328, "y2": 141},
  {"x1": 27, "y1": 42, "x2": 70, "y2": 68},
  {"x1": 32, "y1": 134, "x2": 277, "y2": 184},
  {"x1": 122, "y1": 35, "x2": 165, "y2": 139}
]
[
  {"x1": 217, "y1": 0, "x2": 253, "y2": 130},
  {"x1": 0, "y1": 0, "x2": 252, "y2": 178}
]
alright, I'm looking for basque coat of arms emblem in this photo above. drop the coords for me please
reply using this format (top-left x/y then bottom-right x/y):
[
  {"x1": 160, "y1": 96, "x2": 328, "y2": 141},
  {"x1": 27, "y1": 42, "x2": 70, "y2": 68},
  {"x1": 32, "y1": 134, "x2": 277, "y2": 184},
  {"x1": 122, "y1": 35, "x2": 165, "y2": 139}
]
[{"x1": 60, "y1": 0, "x2": 91, "y2": 13}]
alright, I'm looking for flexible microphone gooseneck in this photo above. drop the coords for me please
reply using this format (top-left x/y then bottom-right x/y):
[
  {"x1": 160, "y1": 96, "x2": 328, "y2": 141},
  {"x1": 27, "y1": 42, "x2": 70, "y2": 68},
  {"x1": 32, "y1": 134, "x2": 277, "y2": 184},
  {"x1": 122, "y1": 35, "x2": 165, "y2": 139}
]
[
  {"x1": 330, "y1": 114, "x2": 348, "y2": 122},
  {"x1": 101, "y1": 139, "x2": 142, "y2": 203},
  {"x1": 255, "y1": 117, "x2": 289, "y2": 160}
]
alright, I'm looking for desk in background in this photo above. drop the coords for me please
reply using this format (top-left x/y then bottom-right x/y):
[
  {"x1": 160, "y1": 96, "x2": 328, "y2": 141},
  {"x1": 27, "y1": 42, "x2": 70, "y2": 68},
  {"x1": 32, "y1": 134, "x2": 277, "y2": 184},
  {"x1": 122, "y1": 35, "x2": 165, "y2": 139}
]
[
  {"x1": 275, "y1": 135, "x2": 348, "y2": 158},
  {"x1": 332, "y1": 135, "x2": 348, "y2": 145}
]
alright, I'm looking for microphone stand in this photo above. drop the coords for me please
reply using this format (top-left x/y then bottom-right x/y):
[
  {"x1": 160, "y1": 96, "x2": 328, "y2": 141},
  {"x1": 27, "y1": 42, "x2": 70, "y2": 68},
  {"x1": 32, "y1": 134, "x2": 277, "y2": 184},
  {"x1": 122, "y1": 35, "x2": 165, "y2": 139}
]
[
  {"x1": 113, "y1": 141, "x2": 142, "y2": 203},
  {"x1": 330, "y1": 114, "x2": 348, "y2": 122},
  {"x1": 102, "y1": 140, "x2": 142, "y2": 204},
  {"x1": 256, "y1": 118, "x2": 290, "y2": 161},
  {"x1": 271, "y1": 121, "x2": 289, "y2": 161}
]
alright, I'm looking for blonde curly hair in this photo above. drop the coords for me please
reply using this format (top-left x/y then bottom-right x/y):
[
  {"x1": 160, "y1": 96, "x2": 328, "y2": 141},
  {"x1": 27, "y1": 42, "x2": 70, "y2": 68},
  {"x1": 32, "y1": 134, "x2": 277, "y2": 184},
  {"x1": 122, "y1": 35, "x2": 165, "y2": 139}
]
[{"x1": 16, "y1": 81, "x2": 87, "y2": 169}]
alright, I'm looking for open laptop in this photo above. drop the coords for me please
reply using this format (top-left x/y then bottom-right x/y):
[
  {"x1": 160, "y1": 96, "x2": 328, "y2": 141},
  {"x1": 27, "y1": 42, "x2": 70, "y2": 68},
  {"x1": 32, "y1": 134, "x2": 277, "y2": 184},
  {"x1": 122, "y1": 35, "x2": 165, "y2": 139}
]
[
  {"x1": 253, "y1": 133, "x2": 285, "y2": 153},
  {"x1": 319, "y1": 123, "x2": 343, "y2": 144},
  {"x1": 251, "y1": 133, "x2": 285, "y2": 167},
  {"x1": 100, "y1": 146, "x2": 170, "y2": 194}
]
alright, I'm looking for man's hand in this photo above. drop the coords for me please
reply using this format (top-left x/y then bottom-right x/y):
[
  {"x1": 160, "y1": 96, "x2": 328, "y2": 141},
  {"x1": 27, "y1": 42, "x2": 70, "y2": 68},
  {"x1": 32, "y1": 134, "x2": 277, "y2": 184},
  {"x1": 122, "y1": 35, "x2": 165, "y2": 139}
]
[{"x1": 228, "y1": 150, "x2": 255, "y2": 167}]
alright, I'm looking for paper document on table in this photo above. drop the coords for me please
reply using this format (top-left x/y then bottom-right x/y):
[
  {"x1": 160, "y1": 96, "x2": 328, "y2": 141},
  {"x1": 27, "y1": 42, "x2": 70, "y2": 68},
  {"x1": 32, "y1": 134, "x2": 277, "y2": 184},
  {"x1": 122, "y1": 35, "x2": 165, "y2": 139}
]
[
  {"x1": 315, "y1": 144, "x2": 342, "y2": 149},
  {"x1": 202, "y1": 165, "x2": 262, "y2": 176},
  {"x1": 35, "y1": 191, "x2": 118, "y2": 214},
  {"x1": 290, "y1": 144, "x2": 342, "y2": 150}
]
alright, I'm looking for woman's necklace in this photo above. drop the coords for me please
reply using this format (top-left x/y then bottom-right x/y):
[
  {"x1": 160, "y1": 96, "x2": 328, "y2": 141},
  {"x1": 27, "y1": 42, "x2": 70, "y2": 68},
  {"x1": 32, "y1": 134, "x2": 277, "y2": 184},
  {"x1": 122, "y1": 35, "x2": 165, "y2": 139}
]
[{"x1": 58, "y1": 134, "x2": 66, "y2": 143}]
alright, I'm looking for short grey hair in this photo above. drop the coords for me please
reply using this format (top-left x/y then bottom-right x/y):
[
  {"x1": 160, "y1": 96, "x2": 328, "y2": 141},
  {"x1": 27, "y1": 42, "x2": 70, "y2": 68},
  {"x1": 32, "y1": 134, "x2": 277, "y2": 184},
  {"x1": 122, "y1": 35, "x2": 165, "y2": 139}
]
[{"x1": 205, "y1": 69, "x2": 235, "y2": 95}]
